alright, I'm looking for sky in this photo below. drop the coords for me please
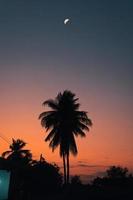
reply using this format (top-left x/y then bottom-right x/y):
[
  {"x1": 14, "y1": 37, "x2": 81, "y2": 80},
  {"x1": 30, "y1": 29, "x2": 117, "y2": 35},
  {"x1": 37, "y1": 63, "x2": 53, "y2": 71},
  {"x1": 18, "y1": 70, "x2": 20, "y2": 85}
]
[{"x1": 0, "y1": 0, "x2": 133, "y2": 179}]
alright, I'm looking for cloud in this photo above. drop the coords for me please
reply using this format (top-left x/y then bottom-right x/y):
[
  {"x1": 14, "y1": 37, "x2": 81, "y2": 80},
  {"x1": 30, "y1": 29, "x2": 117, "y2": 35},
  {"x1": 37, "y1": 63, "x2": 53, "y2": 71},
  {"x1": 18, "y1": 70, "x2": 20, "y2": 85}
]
[
  {"x1": 77, "y1": 164, "x2": 107, "y2": 168},
  {"x1": 59, "y1": 162, "x2": 108, "y2": 169},
  {"x1": 76, "y1": 160, "x2": 109, "y2": 168},
  {"x1": 78, "y1": 160, "x2": 87, "y2": 164},
  {"x1": 69, "y1": 163, "x2": 108, "y2": 169}
]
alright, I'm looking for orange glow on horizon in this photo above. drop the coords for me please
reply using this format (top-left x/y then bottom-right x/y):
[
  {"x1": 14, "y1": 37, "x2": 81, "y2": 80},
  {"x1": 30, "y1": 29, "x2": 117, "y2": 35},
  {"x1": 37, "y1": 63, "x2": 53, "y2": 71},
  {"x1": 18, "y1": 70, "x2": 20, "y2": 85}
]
[
  {"x1": 0, "y1": 95, "x2": 132, "y2": 176},
  {"x1": 0, "y1": 86, "x2": 133, "y2": 178}
]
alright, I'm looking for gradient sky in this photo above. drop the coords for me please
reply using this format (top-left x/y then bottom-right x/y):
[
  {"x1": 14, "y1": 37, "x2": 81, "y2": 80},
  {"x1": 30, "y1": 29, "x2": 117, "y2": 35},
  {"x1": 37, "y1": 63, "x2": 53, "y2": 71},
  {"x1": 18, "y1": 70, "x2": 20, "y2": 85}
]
[{"x1": 0, "y1": 0, "x2": 133, "y2": 178}]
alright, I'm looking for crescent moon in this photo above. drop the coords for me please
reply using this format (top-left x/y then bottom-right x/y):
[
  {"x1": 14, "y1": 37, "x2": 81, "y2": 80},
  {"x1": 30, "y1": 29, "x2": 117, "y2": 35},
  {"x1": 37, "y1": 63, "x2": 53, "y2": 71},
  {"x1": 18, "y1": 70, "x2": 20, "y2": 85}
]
[{"x1": 64, "y1": 18, "x2": 70, "y2": 25}]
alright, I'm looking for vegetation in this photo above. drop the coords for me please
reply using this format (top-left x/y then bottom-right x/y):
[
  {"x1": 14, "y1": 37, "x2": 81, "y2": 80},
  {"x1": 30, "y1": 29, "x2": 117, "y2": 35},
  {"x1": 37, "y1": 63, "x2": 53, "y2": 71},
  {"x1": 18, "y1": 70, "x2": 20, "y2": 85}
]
[
  {"x1": 106, "y1": 165, "x2": 129, "y2": 179},
  {"x1": 71, "y1": 175, "x2": 82, "y2": 185},
  {"x1": 39, "y1": 90, "x2": 92, "y2": 184},
  {"x1": 2, "y1": 138, "x2": 32, "y2": 166},
  {"x1": 0, "y1": 139, "x2": 62, "y2": 200},
  {"x1": 0, "y1": 91, "x2": 132, "y2": 199},
  {"x1": 0, "y1": 140, "x2": 133, "y2": 200}
]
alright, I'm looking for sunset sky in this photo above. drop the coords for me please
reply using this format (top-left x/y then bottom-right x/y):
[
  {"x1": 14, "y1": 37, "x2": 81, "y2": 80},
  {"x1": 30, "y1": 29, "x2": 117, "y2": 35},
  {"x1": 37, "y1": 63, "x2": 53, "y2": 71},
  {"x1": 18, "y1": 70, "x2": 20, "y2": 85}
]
[{"x1": 0, "y1": 0, "x2": 133, "y2": 179}]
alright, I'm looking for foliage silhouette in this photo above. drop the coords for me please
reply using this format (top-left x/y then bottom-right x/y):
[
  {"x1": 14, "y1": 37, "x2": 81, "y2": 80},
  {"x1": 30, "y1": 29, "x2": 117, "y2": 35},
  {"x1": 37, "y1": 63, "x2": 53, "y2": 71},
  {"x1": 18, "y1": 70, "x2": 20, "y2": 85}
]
[
  {"x1": 1, "y1": 150, "x2": 133, "y2": 200},
  {"x1": 71, "y1": 175, "x2": 82, "y2": 185},
  {"x1": 106, "y1": 165, "x2": 129, "y2": 179},
  {"x1": 20, "y1": 154, "x2": 62, "y2": 199},
  {"x1": 92, "y1": 165, "x2": 132, "y2": 189},
  {"x1": 0, "y1": 151, "x2": 63, "y2": 199},
  {"x1": 1, "y1": 138, "x2": 32, "y2": 200},
  {"x1": 2, "y1": 138, "x2": 32, "y2": 166},
  {"x1": 39, "y1": 90, "x2": 92, "y2": 184},
  {"x1": 0, "y1": 156, "x2": 11, "y2": 170},
  {"x1": 90, "y1": 166, "x2": 133, "y2": 200}
]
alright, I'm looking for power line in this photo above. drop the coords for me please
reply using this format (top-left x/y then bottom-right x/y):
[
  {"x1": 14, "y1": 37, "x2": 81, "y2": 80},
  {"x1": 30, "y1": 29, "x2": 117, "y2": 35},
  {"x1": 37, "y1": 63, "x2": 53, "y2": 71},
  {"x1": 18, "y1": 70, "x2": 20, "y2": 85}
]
[{"x1": 0, "y1": 133, "x2": 10, "y2": 145}]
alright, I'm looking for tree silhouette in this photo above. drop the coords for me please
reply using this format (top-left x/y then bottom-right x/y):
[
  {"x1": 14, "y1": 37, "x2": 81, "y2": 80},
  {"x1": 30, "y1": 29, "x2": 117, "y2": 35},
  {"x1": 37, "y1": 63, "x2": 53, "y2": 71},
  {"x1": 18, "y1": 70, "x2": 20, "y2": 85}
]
[
  {"x1": 39, "y1": 90, "x2": 92, "y2": 184},
  {"x1": 106, "y1": 166, "x2": 129, "y2": 179},
  {"x1": 2, "y1": 138, "x2": 32, "y2": 164},
  {"x1": 2, "y1": 138, "x2": 32, "y2": 200},
  {"x1": 71, "y1": 175, "x2": 82, "y2": 185},
  {"x1": 28, "y1": 154, "x2": 62, "y2": 195}
]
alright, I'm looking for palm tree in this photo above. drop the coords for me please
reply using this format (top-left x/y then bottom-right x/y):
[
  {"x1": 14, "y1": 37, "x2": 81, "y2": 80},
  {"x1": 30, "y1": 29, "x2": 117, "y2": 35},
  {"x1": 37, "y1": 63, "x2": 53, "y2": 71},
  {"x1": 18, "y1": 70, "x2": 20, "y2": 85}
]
[
  {"x1": 2, "y1": 138, "x2": 32, "y2": 164},
  {"x1": 39, "y1": 90, "x2": 92, "y2": 184},
  {"x1": 2, "y1": 138, "x2": 32, "y2": 199}
]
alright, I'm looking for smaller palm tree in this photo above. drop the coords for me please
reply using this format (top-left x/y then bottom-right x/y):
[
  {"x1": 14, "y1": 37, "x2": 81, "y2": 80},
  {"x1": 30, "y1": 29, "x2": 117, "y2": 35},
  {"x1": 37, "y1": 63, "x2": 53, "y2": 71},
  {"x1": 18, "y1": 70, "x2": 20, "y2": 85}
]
[
  {"x1": 2, "y1": 138, "x2": 32, "y2": 164},
  {"x1": 2, "y1": 139, "x2": 32, "y2": 200}
]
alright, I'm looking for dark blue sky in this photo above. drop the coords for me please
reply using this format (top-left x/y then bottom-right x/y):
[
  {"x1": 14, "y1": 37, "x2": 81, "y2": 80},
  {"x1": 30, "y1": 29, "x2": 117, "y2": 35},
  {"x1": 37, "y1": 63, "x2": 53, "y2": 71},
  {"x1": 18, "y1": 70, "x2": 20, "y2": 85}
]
[
  {"x1": 0, "y1": 0, "x2": 133, "y2": 172},
  {"x1": 0, "y1": 0, "x2": 132, "y2": 107},
  {"x1": 0, "y1": 0, "x2": 133, "y2": 89}
]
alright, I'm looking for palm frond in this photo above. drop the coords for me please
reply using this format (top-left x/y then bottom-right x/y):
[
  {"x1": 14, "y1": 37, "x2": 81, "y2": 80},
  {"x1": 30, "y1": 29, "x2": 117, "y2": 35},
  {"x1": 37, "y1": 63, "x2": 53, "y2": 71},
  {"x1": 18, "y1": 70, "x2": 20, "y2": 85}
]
[
  {"x1": 10, "y1": 139, "x2": 26, "y2": 151},
  {"x1": 38, "y1": 111, "x2": 55, "y2": 120},
  {"x1": 73, "y1": 128, "x2": 86, "y2": 137},
  {"x1": 43, "y1": 99, "x2": 58, "y2": 110},
  {"x1": 20, "y1": 149, "x2": 31, "y2": 154},
  {"x1": 41, "y1": 116, "x2": 57, "y2": 130},
  {"x1": 40, "y1": 112, "x2": 59, "y2": 130},
  {"x1": 77, "y1": 122, "x2": 90, "y2": 131},
  {"x1": 49, "y1": 132, "x2": 60, "y2": 151},
  {"x1": 73, "y1": 103, "x2": 80, "y2": 110},
  {"x1": 69, "y1": 135, "x2": 78, "y2": 156},
  {"x1": 77, "y1": 111, "x2": 93, "y2": 126},
  {"x1": 2, "y1": 150, "x2": 12, "y2": 158},
  {"x1": 45, "y1": 128, "x2": 57, "y2": 142}
]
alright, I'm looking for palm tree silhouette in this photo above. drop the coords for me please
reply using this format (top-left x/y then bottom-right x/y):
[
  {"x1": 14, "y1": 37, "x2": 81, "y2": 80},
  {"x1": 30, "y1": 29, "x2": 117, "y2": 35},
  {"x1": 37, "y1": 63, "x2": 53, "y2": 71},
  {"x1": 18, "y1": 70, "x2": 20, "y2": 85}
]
[
  {"x1": 2, "y1": 138, "x2": 32, "y2": 199},
  {"x1": 39, "y1": 90, "x2": 92, "y2": 184},
  {"x1": 2, "y1": 138, "x2": 32, "y2": 163}
]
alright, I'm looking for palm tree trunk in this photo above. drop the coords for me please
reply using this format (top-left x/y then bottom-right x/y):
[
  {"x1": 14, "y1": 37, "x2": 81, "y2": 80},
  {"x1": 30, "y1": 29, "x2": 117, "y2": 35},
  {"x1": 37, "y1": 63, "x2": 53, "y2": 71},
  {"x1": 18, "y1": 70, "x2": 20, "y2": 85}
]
[
  {"x1": 66, "y1": 153, "x2": 70, "y2": 184},
  {"x1": 63, "y1": 152, "x2": 67, "y2": 185}
]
